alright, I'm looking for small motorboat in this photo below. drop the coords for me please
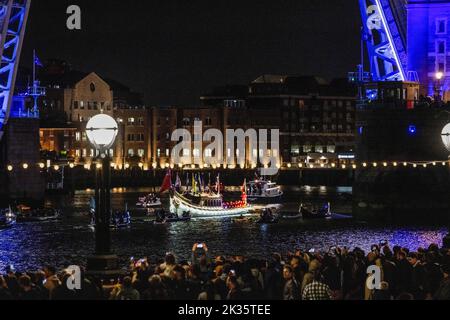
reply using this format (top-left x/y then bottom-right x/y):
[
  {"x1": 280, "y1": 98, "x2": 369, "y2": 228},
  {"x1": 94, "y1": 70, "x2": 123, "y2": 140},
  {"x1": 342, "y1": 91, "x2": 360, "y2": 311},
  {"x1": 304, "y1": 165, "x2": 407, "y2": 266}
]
[
  {"x1": 153, "y1": 209, "x2": 191, "y2": 224},
  {"x1": 280, "y1": 212, "x2": 302, "y2": 220},
  {"x1": 0, "y1": 207, "x2": 16, "y2": 229},
  {"x1": 246, "y1": 178, "x2": 283, "y2": 203},
  {"x1": 136, "y1": 193, "x2": 162, "y2": 208},
  {"x1": 257, "y1": 208, "x2": 279, "y2": 224},
  {"x1": 299, "y1": 202, "x2": 332, "y2": 219},
  {"x1": 90, "y1": 210, "x2": 131, "y2": 229},
  {"x1": 15, "y1": 205, "x2": 61, "y2": 222},
  {"x1": 232, "y1": 215, "x2": 254, "y2": 223}
]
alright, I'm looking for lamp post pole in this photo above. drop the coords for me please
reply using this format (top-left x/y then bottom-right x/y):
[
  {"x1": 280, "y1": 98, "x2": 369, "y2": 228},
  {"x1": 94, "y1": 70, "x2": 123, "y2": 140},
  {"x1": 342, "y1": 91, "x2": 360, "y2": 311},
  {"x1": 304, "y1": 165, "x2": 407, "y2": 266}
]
[
  {"x1": 94, "y1": 153, "x2": 112, "y2": 254},
  {"x1": 441, "y1": 124, "x2": 450, "y2": 248},
  {"x1": 85, "y1": 114, "x2": 120, "y2": 276},
  {"x1": 435, "y1": 72, "x2": 444, "y2": 103}
]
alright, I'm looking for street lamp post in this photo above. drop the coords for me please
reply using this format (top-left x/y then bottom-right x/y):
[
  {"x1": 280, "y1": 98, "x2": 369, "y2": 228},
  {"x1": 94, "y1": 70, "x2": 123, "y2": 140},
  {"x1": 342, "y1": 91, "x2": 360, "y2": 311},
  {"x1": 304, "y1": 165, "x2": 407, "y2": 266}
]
[
  {"x1": 435, "y1": 72, "x2": 444, "y2": 102},
  {"x1": 85, "y1": 114, "x2": 120, "y2": 275},
  {"x1": 441, "y1": 123, "x2": 450, "y2": 248}
]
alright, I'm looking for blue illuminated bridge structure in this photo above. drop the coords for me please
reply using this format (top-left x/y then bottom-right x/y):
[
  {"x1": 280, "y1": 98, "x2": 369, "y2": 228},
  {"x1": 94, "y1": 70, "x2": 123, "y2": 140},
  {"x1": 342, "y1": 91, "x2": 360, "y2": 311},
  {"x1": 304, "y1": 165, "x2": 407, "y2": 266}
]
[
  {"x1": 0, "y1": 0, "x2": 30, "y2": 142},
  {"x1": 360, "y1": 0, "x2": 408, "y2": 81},
  {"x1": 0, "y1": 0, "x2": 449, "y2": 143},
  {"x1": 359, "y1": 0, "x2": 450, "y2": 97}
]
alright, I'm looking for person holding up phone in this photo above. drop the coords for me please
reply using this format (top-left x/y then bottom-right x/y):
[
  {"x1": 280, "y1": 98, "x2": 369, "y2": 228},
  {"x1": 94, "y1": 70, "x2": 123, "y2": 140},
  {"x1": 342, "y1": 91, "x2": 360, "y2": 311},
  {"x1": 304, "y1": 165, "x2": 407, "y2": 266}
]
[{"x1": 191, "y1": 242, "x2": 210, "y2": 270}]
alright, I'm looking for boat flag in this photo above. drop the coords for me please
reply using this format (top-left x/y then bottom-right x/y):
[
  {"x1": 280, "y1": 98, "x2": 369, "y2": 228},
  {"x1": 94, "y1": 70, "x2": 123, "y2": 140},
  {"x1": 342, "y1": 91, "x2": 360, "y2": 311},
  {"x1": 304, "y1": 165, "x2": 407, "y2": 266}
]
[
  {"x1": 175, "y1": 173, "x2": 182, "y2": 191},
  {"x1": 197, "y1": 173, "x2": 203, "y2": 193},
  {"x1": 241, "y1": 179, "x2": 247, "y2": 204},
  {"x1": 216, "y1": 173, "x2": 221, "y2": 195},
  {"x1": 192, "y1": 173, "x2": 197, "y2": 194},
  {"x1": 186, "y1": 172, "x2": 189, "y2": 190},
  {"x1": 208, "y1": 172, "x2": 211, "y2": 193},
  {"x1": 159, "y1": 169, "x2": 172, "y2": 193}
]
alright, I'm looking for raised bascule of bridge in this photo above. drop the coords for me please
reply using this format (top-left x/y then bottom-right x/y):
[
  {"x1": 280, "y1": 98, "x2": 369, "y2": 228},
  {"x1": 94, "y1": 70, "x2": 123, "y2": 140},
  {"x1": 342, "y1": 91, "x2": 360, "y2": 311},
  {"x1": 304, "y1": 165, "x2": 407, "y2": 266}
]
[
  {"x1": 359, "y1": 0, "x2": 450, "y2": 98},
  {"x1": 354, "y1": 0, "x2": 450, "y2": 225},
  {"x1": 0, "y1": 0, "x2": 44, "y2": 201},
  {"x1": 0, "y1": 0, "x2": 29, "y2": 142}
]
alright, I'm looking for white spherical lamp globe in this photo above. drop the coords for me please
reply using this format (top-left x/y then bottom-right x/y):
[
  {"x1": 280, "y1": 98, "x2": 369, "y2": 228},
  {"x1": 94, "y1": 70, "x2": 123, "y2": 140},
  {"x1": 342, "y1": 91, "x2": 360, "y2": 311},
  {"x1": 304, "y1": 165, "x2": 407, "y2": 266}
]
[
  {"x1": 441, "y1": 123, "x2": 450, "y2": 152},
  {"x1": 86, "y1": 114, "x2": 118, "y2": 152}
]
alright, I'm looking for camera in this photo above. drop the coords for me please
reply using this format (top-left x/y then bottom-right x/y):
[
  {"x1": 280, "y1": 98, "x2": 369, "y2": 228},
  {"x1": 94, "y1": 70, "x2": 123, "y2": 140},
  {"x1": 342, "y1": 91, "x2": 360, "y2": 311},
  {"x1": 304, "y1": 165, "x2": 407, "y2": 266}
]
[
  {"x1": 308, "y1": 248, "x2": 315, "y2": 253},
  {"x1": 380, "y1": 240, "x2": 388, "y2": 246},
  {"x1": 197, "y1": 243, "x2": 203, "y2": 248}
]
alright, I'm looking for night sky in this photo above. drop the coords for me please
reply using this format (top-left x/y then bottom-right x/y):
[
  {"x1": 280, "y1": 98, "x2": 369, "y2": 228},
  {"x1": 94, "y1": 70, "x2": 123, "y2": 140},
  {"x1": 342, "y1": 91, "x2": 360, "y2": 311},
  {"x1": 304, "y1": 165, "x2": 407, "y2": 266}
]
[{"x1": 22, "y1": 0, "x2": 361, "y2": 106}]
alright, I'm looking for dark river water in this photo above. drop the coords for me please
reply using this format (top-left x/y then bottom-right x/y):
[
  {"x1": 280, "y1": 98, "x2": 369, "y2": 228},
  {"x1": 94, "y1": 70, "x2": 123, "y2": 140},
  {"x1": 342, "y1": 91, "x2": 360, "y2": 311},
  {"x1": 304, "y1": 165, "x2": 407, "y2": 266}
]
[{"x1": 0, "y1": 186, "x2": 447, "y2": 272}]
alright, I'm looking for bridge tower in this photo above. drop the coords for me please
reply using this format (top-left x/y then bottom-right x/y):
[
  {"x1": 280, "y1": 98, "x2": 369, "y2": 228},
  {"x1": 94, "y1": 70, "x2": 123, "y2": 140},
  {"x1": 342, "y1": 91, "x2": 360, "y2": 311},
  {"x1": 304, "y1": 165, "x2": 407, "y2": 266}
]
[{"x1": 0, "y1": 0, "x2": 30, "y2": 141}]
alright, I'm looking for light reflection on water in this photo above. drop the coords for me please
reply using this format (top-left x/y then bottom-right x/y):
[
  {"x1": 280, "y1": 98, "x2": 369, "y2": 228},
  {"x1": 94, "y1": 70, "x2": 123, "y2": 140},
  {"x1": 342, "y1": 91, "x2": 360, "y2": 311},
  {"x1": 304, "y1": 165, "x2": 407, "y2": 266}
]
[{"x1": 0, "y1": 186, "x2": 446, "y2": 272}]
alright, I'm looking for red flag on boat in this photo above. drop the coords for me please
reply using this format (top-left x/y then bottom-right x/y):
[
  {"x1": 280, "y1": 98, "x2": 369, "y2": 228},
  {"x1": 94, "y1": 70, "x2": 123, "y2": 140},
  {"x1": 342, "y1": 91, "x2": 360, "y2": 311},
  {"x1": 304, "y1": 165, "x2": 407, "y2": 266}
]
[
  {"x1": 159, "y1": 169, "x2": 172, "y2": 193},
  {"x1": 241, "y1": 178, "x2": 247, "y2": 204}
]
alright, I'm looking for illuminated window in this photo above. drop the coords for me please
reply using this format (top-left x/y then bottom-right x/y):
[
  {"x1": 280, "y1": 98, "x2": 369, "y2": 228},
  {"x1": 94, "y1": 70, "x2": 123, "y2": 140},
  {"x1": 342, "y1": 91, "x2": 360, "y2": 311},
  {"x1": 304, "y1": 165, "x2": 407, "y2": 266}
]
[
  {"x1": 90, "y1": 149, "x2": 94, "y2": 157},
  {"x1": 205, "y1": 149, "x2": 212, "y2": 157},
  {"x1": 109, "y1": 149, "x2": 114, "y2": 157},
  {"x1": 127, "y1": 118, "x2": 135, "y2": 125},
  {"x1": 82, "y1": 149, "x2": 87, "y2": 157},
  {"x1": 166, "y1": 149, "x2": 170, "y2": 157},
  {"x1": 76, "y1": 149, "x2": 80, "y2": 157},
  {"x1": 75, "y1": 132, "x2": 81, "y2": 141},
  {"x1": 128, "y1": 149, "x2": 134, "y2": 156},
  {"x1": 138, "y1": 149, "x2": 144, "y2": 157}
]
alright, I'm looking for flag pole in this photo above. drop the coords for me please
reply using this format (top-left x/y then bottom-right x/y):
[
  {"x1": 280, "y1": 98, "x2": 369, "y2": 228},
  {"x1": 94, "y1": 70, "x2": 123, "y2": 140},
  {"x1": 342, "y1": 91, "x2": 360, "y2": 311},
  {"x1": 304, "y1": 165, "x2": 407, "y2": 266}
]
[{"x1": 33, "y1": 49, "x2": 35, "y2": 83}]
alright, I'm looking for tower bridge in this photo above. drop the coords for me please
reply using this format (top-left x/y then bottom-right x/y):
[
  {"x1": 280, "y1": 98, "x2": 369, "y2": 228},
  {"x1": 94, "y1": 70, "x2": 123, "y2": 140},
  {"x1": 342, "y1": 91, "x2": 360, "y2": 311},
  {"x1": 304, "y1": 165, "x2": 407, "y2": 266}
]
[
  {"x1": 359, "y1": 0, "x2": 450, "y2": 99},
  {"x1": 355, "y1": 0, "x2": 450, "y2": 223},
  {"x1": 0, "y1": 0, "x2": 30, "y2": 141}
]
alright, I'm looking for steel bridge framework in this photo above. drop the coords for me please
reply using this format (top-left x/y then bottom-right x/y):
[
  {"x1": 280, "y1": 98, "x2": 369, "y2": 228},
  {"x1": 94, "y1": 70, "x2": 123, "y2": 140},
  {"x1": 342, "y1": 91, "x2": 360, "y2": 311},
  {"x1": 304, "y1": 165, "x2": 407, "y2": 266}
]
[
  {"x1": 359, "y1": 0, "x2": 408, "y2": 81},
  {"x1": 0, "y1": 0, "x2": 30, "y2": 141}
]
